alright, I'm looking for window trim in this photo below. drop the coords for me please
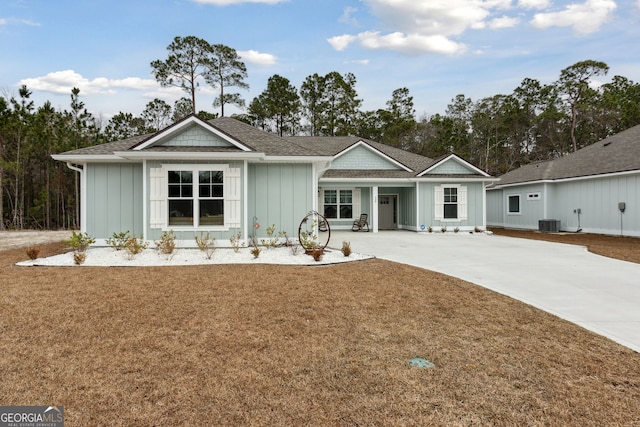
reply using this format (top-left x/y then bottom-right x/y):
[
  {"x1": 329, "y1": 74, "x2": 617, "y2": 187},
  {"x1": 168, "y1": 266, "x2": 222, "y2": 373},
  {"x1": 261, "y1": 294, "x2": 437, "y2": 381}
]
[
  {"x1": 507, "y1": 194, "x2": 521, "y2": 215},
  {"x1": 323, "y1": 188, "x2": 354, "y2": 220},
  {"x1": 162, "y1": 164, "x2": 228, "y2": 230},
  {"x1": 434, "y1": 184, "x2": 467, "y2": 222}
]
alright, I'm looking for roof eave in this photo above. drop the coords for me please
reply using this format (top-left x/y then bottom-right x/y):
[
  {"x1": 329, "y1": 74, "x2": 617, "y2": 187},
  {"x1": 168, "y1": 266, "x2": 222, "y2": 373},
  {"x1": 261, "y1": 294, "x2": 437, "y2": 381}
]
[{"x1": 113, "y1": 151, "x2": 265, "y2": 161}]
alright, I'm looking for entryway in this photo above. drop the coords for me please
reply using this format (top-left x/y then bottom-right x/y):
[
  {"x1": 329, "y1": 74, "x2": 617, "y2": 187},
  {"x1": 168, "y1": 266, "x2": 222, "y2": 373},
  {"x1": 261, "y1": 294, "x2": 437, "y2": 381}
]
[{"x1": 378, "y1": 195, "x2": 397, "y2": 229}]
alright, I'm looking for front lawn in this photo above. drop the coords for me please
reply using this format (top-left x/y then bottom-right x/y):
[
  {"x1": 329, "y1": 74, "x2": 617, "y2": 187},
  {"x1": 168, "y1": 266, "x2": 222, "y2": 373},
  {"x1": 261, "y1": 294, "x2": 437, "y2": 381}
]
[{"x1": 1, "y1": 242, "x2": 639, "y2": 426}]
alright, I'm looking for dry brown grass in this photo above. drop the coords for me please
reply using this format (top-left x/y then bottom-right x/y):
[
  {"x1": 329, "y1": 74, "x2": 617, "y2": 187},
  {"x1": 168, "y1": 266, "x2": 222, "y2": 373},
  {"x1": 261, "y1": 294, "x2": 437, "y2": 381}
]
[
  {"x1": 490, "y1": 228, "x2": 640, "y2": 264},
  {"x1": 1, "y1": 240, "x2": 639, "y2": 426}
]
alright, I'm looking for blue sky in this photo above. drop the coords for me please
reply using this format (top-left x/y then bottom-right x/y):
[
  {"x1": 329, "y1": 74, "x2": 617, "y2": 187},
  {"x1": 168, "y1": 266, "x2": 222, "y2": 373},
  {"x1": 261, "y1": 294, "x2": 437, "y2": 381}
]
[{"x1": 1, "y1": 0, "x2": 639, "y2": 122}]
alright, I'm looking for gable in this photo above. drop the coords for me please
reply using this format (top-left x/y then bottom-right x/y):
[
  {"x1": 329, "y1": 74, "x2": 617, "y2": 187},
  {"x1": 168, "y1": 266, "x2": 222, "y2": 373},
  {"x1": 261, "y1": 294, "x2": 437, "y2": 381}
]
[
  {"x1": 331, "y1": 143, "x2": 405, "y2": 171},
  {"x1": 133, "y1": 115, "x2": 252, "y2": 152},
  {"x1": 423, "y1": 158, "x2": 477, "y2": 175},
  {"x1": 157, "y1": 124, "x2": 235, "y2": 148}
]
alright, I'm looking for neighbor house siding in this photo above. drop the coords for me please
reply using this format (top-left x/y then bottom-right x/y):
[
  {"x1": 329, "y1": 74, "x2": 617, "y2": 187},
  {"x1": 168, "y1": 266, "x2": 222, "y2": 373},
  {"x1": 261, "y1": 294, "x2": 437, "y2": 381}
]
[
  {"x1": 85, "y1": 163, "x2": 143, "y2": 240},
  {"x1": 488, "y1": 174, "x2": 640, "y2": 236},
  {"x1": 248, "y1": 163, "x2": 313, "y2": 238},
  {"x1": 551, "y1": 174, "x2": 640, "y2": 235},
  {"x1": 486, "y1": 189, "x2": 504, "y2": 227}
]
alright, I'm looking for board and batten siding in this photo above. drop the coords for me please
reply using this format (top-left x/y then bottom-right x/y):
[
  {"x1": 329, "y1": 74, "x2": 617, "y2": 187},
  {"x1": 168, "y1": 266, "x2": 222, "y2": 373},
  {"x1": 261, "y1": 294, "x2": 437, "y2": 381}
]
[
  {"x1": 248, "y1": 163, "x2": 313, "y2": 237},
  {"x1": 550, "y1": 174, "x2": 639, "y2": 236},
  {"x1": 418, "y1": 182, "x2": 484, "y2": 229},
  {"x1": 85, "y1": 163, "x2": 143, "y2": 240},
  {"x1": 488, "y1": 183, "x2": 547, "y2": 229}
]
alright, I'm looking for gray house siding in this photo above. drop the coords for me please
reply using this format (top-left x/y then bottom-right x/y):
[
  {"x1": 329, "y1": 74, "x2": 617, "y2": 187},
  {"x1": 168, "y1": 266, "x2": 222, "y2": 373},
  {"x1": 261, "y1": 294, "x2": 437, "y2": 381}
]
[
  {"x1": 488, "y1": 174, "x2": 639, "y2": 236},
  {"x1": 486, "y1": 189, "x2": 504, "y2": 226},
  {"x1": 85, "y1": 163, "x2": 143, "y2": 239},
  {"x1": 418, "y1": 182, "x2": 484, "y2": 230},
  {"x1": 248, "y1": 163, "x2": 314, "y2": 238},
  {"x1": 552, "y1": 174, "x2": 639, "y2": 235}
]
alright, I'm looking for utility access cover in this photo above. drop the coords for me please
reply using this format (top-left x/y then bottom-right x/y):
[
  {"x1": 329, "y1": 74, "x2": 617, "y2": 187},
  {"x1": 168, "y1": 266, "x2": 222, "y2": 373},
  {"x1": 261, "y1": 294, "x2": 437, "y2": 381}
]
[{"x1": 409, "y1": 357, "x2": 435, "y2": 369}]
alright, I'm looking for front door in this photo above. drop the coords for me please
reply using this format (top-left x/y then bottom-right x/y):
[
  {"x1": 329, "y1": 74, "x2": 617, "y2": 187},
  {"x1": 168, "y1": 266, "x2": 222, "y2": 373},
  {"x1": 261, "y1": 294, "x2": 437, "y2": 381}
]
[{"x1": 378, "y1": 195, "x2": 397, "y2": 229}]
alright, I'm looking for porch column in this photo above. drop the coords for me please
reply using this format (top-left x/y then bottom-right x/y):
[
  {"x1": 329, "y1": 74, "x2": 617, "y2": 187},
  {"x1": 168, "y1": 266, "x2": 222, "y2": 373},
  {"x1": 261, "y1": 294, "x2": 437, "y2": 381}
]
[{"x1": 372, "y1": 186, "x2": 379, "y2": 233}]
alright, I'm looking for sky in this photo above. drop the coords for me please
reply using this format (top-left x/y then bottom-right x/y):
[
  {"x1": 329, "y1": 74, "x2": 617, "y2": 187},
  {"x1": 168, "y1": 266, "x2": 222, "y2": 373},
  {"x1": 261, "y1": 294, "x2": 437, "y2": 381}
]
[{"x1": 1, "y1": 0, "x2": 639, "y2": 122}]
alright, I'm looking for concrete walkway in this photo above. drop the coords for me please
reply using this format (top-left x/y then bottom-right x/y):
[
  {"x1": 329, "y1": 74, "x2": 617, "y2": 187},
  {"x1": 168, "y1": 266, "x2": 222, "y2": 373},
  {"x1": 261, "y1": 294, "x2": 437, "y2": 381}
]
[{"x1": 332, "y1": 230, "x2": 640, "y2": 353}]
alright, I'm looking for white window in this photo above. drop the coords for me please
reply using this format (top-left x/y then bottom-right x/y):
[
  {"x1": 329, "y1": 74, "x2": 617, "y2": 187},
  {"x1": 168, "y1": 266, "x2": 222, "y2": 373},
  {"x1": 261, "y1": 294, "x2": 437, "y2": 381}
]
[
  {"x1": 434, "y1": 185, "x2": 468, "y2": 221},
  {"x1": 508, "y1": 194, "x2": 521, "y2": 214},
  {"x1": 319, "y1": 188, "x2": 361, "y2": 221},
  {"x1": 324, "y1": 189, "x2": 353, "y2": 219},
  {"x1": 150, "y1": 165, "x2": 240, "y2": 229},
  {"x1": 527, "y1": 192, "x2": 541, "y2": 201},
  {"x1": 168, "y1": 170, "x2": 225, "y2": 227}
]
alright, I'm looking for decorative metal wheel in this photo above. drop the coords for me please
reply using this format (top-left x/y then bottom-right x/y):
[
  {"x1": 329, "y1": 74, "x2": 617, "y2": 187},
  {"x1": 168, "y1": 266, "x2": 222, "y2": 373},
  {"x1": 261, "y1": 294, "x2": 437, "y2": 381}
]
[{"x1": 297, "y1": 210, "x2": 331, "y2": 252}]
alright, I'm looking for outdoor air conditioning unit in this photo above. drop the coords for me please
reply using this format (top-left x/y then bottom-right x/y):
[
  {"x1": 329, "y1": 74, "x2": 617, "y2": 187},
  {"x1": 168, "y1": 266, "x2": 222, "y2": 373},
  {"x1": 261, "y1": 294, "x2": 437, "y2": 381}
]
[{"x1": 538, "y1": 219, "x2": 560, "y2": 233}]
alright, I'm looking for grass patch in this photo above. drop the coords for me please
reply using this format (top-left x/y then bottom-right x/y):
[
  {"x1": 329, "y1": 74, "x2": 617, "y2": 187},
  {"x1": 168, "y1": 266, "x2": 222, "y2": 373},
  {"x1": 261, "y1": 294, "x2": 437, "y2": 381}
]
[{"x1": 0, "y1": 242, "x2": 639, "y2": 425}]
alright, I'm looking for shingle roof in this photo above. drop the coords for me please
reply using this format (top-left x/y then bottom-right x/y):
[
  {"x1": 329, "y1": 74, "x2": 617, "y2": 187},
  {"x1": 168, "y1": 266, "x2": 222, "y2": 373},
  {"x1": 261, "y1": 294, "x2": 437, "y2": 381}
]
[
  {"x1": 495, "y1": 124, "x2": 640, "y2": 187},
  {"x1": 286, "y1": 136, "x2": 435, "y2": 176},
  {"x1": 55, "y1": 116, "x2": 485, "y2": 181},
  {"x1": 57, "y1": 134, "x2": 152, "y2": 156}
]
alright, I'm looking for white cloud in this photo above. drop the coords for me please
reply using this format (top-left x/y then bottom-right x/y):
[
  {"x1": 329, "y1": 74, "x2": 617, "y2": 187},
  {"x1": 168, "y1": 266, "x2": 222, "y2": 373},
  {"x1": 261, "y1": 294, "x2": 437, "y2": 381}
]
[
  {"x1": 518, "y1": 0, "x2": 551, "y2": 9},
  {"x1": 328, "y1": 0, "x2": 516, "y2": 55},
  {"x1": 330, "y1": 31, "x2": 467, "y2": 55},
  {"x1": 489, "y1": 15, "x2": 520, "y2": 29},
  {"x1": 237, "y1": 49, "x2": 277, "y2": 66},
  {"x1": 339, "y1": 6, "x2": 360, "y2": 26},
  {"x1": 531, "y1": 0, "x2": 617, "y2": 34},
  {"x1": 327, "y1": 34, "x2": 358, "y2": 51},
  {"x1": 191, "y1": 0, "x2": 286, "y2": 5},
  {"x1": 19, "y1": 70, "x2": 159, "y2": 96},
  {"x1": 0, "y1": 17, "x2": 41, "y2": 27}
]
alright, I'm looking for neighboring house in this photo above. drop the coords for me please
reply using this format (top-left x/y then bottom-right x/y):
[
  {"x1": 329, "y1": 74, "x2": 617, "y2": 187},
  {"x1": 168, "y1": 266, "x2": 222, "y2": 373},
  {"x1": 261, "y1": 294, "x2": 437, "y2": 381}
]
[
  {"x1": 487, "y1": 124, "x2": 640, "y2": 237},
  {"x1": 52, "y1": 115, "x2": 495, "y2": 246}
]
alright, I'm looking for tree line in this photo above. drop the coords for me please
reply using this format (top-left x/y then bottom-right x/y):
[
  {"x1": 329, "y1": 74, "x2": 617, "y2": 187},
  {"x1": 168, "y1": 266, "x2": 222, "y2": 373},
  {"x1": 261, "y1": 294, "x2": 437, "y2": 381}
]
[{"x1": 1, "y1": 34, "x2": 639, "y2": 230}]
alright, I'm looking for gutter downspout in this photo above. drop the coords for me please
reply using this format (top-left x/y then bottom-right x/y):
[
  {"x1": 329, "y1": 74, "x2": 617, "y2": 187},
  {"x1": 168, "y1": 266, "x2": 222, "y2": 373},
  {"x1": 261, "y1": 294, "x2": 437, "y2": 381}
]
[
  {"x1": 65, "y1": 162, "x2": 85, "y2": 232},
  {"x1": 313, "y1": 161, "x2": 332, "y2": 213}
]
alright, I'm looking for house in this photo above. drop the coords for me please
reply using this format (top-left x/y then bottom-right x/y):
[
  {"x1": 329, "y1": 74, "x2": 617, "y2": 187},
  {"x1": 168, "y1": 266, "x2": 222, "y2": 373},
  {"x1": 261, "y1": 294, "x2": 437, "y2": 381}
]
[
  {"x1": 487, "y1": 124, "x2": 640, "y2": 237},
  {"x1": 52, "y1": 115, "x2": 496, "y2": 246}
]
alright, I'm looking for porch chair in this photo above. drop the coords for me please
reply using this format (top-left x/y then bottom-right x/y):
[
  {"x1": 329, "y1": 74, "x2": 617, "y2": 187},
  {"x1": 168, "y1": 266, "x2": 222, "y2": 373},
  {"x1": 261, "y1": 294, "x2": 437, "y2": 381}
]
[{"x1": 351, "y1": 213, "x2": 369, "y2": 232}]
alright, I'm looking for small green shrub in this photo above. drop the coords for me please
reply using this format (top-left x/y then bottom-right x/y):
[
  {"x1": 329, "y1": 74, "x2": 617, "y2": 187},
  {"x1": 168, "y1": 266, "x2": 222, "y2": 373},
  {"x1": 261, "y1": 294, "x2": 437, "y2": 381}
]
[
  {"x1": 428, "y1": 226, "x2": 433, "y2": 233},
  {"x1": 26, "y1": 246, "x2": 40, "y2": 260},
  {"x1": 195, "y1": 232, "x2": 216, "y2": 260},
  {"x1": 155, "y1": 230, "x2": 177, "y2": 255},
  {"x1": 261, "y1": 224, "x2": 279, "y2": 249},
  {"x1": 250, "y1": 246, "x2": 261, "y2": 258},
  {"x1": 106, "y1": 231, "x2": 130, "y2": 251},
  {"x1": 65, "y1": 231, "x2": 95, "y2": 253},
  {"x1": 441, "y1": 226, "x2": 447, "y2": 233},
  {"x1": 341, "y1": 241, "x2": 352, "y2": 257},
  {"x1": 454, "y1": 226, "x2": 460, "y2": 233},
  {"x1": 299, "y1": 219, "x2": 318, "y2": 251}
]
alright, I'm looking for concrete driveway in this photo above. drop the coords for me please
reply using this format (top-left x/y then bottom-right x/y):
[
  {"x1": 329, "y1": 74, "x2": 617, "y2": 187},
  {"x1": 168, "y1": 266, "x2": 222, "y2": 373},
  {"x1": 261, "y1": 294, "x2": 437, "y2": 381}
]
[{"x1": 332, "y1": 230, "x2": 640, "y2": 353}]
